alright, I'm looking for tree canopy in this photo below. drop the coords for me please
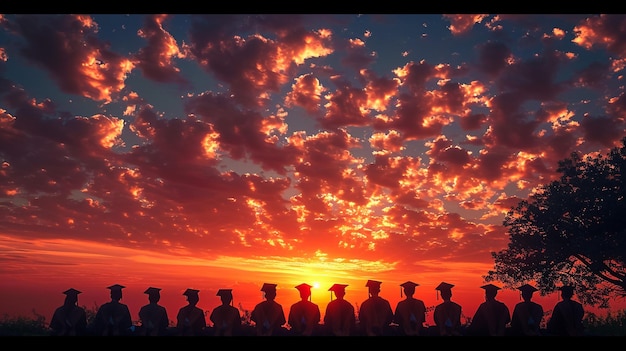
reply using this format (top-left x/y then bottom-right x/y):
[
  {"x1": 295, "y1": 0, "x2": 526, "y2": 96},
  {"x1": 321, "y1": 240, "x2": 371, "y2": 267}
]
[{"x1": 485, "y1": 137, "x2": 626, "y2": 308}]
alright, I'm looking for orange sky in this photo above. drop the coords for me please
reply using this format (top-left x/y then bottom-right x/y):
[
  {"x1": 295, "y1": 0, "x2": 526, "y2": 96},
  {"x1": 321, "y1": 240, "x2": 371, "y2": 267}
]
[
  {"x1": 1, "y1": 14, "x2": 626, "y2": 329},
  {"x1": 2, "y1": 234, "x2": 624, "y2": 327}
]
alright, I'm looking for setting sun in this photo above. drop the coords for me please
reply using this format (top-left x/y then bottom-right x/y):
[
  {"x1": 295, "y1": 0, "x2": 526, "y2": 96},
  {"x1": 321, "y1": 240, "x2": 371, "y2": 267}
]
[{"x1": 1, "y1": 13, "x2": 625, "y2": 337}]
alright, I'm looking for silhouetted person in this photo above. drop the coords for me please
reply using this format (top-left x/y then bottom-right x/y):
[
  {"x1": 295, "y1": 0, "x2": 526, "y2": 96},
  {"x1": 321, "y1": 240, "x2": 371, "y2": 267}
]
[
  {"x1": 176, "y1": 288, "x2": 207, "y2": 336},
  {"x1": 324, "y1": 283, "x2": 356, "y2": 336},
  {"x1": 546, "y1": 285, "x2": 584, "y2": 336},
  {"x1": 510, "y1": 283, "x2": 544, "y2": 336},
  {"x1": 49, "y1": 288, "x2": 87, "y2": 336},
  {"x1": 210, "y1": 289, "x2": 242, "y2": 336},
  {"x1": 358, "y1": 279, "x2": 394, "y2": 336},
  {"x1": 393, "y1": 281, "x2": 426, "y2": 336},
  {"x1": 288, "y1": 283, "x2": 321, "y2": 336},
  {"x1": 250, "y1": 283, "x2": 287, "y2": 336},
  {"x1": 92, "y1": 284, "x2": 133, "y2": 336},
  {"x1": 433, "y1": 282, "x2": 463, "y2": 336},
  {"x1": 467, "y1": 283, "x2": 510, "y2": 336},
  {"x1": 138, "y1": 287, "x2": 169, "y2": 336}
]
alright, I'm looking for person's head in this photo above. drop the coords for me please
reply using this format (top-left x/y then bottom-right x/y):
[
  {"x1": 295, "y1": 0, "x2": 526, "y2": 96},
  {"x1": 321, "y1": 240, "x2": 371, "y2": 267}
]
[
  {"x1": 366, "y1": 280, "x2": 382, "y2": 297},
  {"x1": 295, "y1": 283, "x2": 312, "y2": 301},
  {"x1": 480, "y1": 284, "x2": 500, "y2": 301},
  {"x1": 435, "y1": 282, "x2": 454, "y2": 302},
  {"x1": 400, "y1": 281, "x2": 418, "y2": 298},
  {"x1": 144, "y1": 287, "x2": 161, "y2": 304},
  {"x1": 329, "y1": 284, "x2": 348, "y2": 301},
  {"x1": 261, "y1": 283, "x2": 277, "y2": 301},
  {"x1": 217, "y1": 289, "x2": 233, "y2": 306},
  {"x1": 183, "y1": 288, "x2": 200, "y2": 306},
  {"x1": 107, "y1": 284, "x2": 125, "y2": 302},
  {"x1": 63, "y1": 288, "x2": 81, "y2": 306},
  {"x1": 559, "y1": 285, "x2": 575, "y2": 300},
  {"x1": 518, "y1": 284, "x2": 538, "y2": 302}
]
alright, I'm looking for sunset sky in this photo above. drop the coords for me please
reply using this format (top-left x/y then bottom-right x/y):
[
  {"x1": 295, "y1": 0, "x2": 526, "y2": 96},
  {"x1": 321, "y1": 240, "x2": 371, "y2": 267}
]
[{"x1": 1, "y1": 14, "x2": 626, "y2": 328}]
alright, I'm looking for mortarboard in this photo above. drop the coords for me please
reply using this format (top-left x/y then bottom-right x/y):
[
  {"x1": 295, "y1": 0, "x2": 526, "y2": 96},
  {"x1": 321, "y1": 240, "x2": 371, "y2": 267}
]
[
  {"x1": 261, "y1": 283, "x2": 277, "y2": 293},
  {"x1": 295, "y1": 283, "x2": 312, "y2": 292},
  {"x1": 559, "y1": 285, "x2": 575, "y2": 294},
  {"x1": 144, "y1": 287, "x2": 161, "y2": 295},
  {"x1": 329, "y1": 284, "x2": 348, "y2": 292},
  {"x1": 183, "y1": 288, "x2": 200, "y2": 297},
  {"x1": 328, "y1": 284, "x2": 348, "y2": 300},
  {"x1": 436, "y1": 282, "x2": 455, "y2": 291},
  {"x1": 435, "y1": 282, "x2": 454, "y2": 300},
  {"x1": 216, "y1": 289, "x2": 233, "y2": 297},
  {"x1": 518, "y1": 283, "x2": 538, "y2": 300},
  {"x1": 107, "y1": 284, "x2": 126, "y2": 291},
  {"x1": 400, "y1": 281, "x2": 419, "y2": 297},
  {"x1": 518, "y1": 284, "x2": 538, "y2": 293},
  {"x1": 63, "y1": 288, "x2": 82, "y2": 296},
  {"x1": 296, "y1": 283, "x2": 313, "y2": 301},
  {"x1": 365, "y1": 280, "x2": 382, "y2": 288},
  {"x1": 217, "y1": 289, "x2": 233, "y2": 305},
  {"x1": 480, "y1": 283, "x2": 501, "y2": 293}
]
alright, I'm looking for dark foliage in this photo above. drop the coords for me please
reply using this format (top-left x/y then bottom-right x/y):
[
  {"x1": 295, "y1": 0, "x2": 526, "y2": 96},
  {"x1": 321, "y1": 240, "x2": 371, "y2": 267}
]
[{"x1": 486, "y1": 137, "x2": 626, "y2": 308}]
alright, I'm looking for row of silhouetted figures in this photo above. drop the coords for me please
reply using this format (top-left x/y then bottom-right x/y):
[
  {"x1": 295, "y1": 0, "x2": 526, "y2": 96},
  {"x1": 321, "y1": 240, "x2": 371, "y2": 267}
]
[{"x1": 49, "y1": 280, "x2": 585, "y2": 337}]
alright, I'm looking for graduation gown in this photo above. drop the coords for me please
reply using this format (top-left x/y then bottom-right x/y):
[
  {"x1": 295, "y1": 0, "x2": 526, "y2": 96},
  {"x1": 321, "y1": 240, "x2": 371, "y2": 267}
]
[
  {"x1": 393, "y1": 297, "x2": 426, "y2": 335},
  {"x1": 138, "y1": 303, "x2": 169, "y2": 336},
  {"x1": 49, "y1": 304, "x2": 87, "y2": 336},
  {"x1": 288, "y1": 300, "x2": 321, "y2": 336},
  {"x1": 547, "y1": 299, "x2": 584, "y2": 336},
  {"x1": 324, "y1": 299, "x2": 356, "y2": 336},
  {"x1": 468, "y1": 299, "x2": 511, "y2": 336},
  {"x1": 433, "y1": 300, "x2": 463, "y2": 336},
  {"x1": 358, "y1": 296, "x2": 394, "y2": 336},
  {"x1": 210, "y1": 304, "x2": 242, "y2": 336},
  {"x1": 93, "y1": 301, "x2": 133, "y2": 336},
  {"x1": 510, "y1": 301, "x2": 543, "y2": 336},
  {"x1": 176, "y1": 305, "x2": 206, "y2": 336},
  {"x1": 250, "y1": 300, "x2": 286, "y2": 336}
]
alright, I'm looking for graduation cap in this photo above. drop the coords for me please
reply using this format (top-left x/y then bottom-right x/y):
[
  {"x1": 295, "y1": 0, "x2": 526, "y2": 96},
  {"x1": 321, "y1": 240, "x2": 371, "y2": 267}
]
[
  {"x1": 63, "y1": 288, "x2": 82, "y2": 297},
  {"x1": 295, "y1": 283, "x2": 312, "y2": 292},
  {"x1": 216, "y1": 289, "x2": 233, "y2": 297},
  {"x1": 518, "y1": 284, "x2": 538, "y2": 300},
  {"x1": 183, "y1": 288, "x2": 200, "y2": 298},
  {"x1": 435, "y1": 282, "x2": 454, "y2": 300},
  {"x1": 144, "y1": 287, "x2": 161, "y2": 295},
  {"x1": 480, "y1": 283, "x2": 501, "y2": 293},
  {"x1": 518, "y1": 284, "x2": 538, "y2": 293},
  {"x1": 295, "y1": 283, "x2": 313, "y2": 301},
  {"x1": 217, "y1": 289, "x2": 233, "y2": 305},
  {"x1": 559, "y1": 285, "x2": 575, "y2": 295},
  {"x1": 400, "y1": 281, "x2": 419, "y2": 297},
  {"x1": 261, "y1": 283, "x2": 277, "y2": 293},
  {"x1": 328, "y1": 284, "x2": 348, "y2": 300},
  {"x1": 107, "y1": 284, "x2": 126, "y2": 292},
  {"x1": 365, "y1": 280, "x2": 382, "y2": 289}
]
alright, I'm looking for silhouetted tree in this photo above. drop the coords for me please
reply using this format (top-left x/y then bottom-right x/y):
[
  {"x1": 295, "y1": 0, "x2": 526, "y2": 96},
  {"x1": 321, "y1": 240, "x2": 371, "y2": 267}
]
[{"x1": 486, "y1": 137, "x2": 626, "y2": 308}]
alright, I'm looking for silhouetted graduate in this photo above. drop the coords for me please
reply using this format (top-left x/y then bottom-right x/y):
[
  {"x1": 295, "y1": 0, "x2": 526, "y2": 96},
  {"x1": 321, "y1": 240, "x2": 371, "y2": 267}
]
[
  {"x1": 250, "y1": 283, "x2": 287, "y2": 336},
  {"x1": 138, "y1": 287, "x2": 169, "y2": 336},
  {"x1": 510, "y1": 283, "x2": 544, "y2": 336},
  {"x1": 393, "y1": 281, "x2": 426, "y2": 336},
  {"x1": 546, "y1": 285, "x2": 585, "y2": 336},
  {"x1": 433, "y1": 282, "x2": 463, "y2": 336},
  {"x1": 288, "y1": 283, "x2": 321, "y2": 336},
  {"x1": 49, "y1": 288, "x2": 87, "y2": 336},
  {"x1": 358, "y1": 279, "x2": 394, "y2": 336},
  {"x1": 92, "y1": 284, "x2": 133, "y2": 336},
  {"x1": 210, "y1": 289, "x2": 242, "y2": 336},
  {"x1": 467, "y1": 283, "x2": 510, "y2": 336},
  {"x1": 176, "y1": 288, "x2": 207, "y2": 336},
  {"x1": 324, "y1": 283, "x2": 356, "y2": 336}
]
